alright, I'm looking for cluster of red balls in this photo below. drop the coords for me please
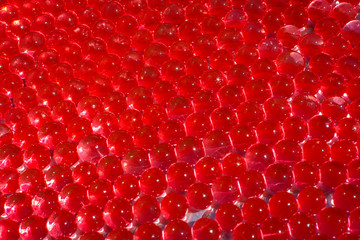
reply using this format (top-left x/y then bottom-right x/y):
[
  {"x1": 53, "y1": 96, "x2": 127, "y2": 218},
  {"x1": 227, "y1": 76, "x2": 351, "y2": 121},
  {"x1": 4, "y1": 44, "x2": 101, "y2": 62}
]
[{"x1": 1, "y1": 0, "x2": 360, "y2": 239}]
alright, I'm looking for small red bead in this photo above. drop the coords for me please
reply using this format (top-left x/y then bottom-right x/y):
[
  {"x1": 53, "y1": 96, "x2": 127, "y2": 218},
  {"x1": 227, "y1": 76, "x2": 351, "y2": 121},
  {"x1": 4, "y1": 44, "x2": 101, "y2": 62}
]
[
  {"x1": 244, "y1": 79, "x2": 272, "y2": 104},
  {"x1": 256, "y1": 120, "x2": 284, "y2": 146},
  {"x1": 138, "y1": 67, "x2": 160, "y2": 89},
  {"x1": 203, "y1": 130, "x2": 232, "y2": 159},
  {"x1": 317, "y1": 207, "x2": 348, "y2": 237},
  {"x1": 103, "y1": 197, "x2": 133, "y2": 228},
  {"x1": 303, "y1": 139, "x2": 330, "y2": 166},
  {"x1": 0, "y1": 144, "x2": 23, "y2": 169},
  {"x1": 215, "y1": 203, "x2": 242, "y2": 231},
  {"x1": 297, "y1": 186, "x2": 326, "y2": 214},
  {"x1": 133, "y1": 195, "x2": 160, "y2": 225},
  {"x1": 161, "y1": 192, "x2": 188, "y2": 220},
  {"x1": 45, "y1": 164, "x2": 73, "y2": 192},
  {"x1": 77, "y1": 134, "x2": 109, "y2": 164},
  {"x1": 195, "y1": 157, "x2": 222, "y2": 184},
  {"x1": 0, "y1": 219, "x2": 19, "y2": 240},
  {"x1": 192, "y1": 218, "x2": 220, "y2": 240},
  {"x1": 88, "y1": 179, "x2": 114, "y2": 207},
  {"x1": 53, "y1": 141, "x2": 79, "y2": 166},
  {"x1": 295, "y1": 71, "x2": 320, "y2": 94},
  {"x1": 167, "y1": 96, "x2": 193, "y2": 120},
  {"x1": 107, "y1": 130, "x2": 134, "y2": 157},
  {"x1": 92, "y1": 111, "x2": 119, "y2": 138},
  {"x1": 321, "y1": 161, "x2": 348, "y2": 190},
  {"x1": 164, "y1": 219, "x2": 191, "y2": 240},
  {"x1": 265, "y1": 163, "x2": 293, "y2": 192},
  {"x1": 114, "y1": 174, "x2": 140, "y2": 201},
  {"x1": 59, "y1": 183, "x2": 88, "y2": 214},
  {"x1": 269, "y1": 191, "x2": 297, "y2": 219},
  {"x1": 242, "y1": 197, "x2": 269, "y2": 224},
  {"x1": 239, "y1": 170, "x2": 266, "y2": 198},
  {"x1": 175, "y1": 137, "x2": 205, "y2": 166},
  {"x1": 262, "y1": 217, "x2": 289, "y2": 240},
  {"x1": 97, "y1": 156, "x2": 123, "y2": 182},
  {"x1": 187, "y1": 182, "x2": 213, "y2": 210},
  {"x1": 333, "y1": 183, "x2": 360, "y2": 212},
  {"x1": 150, "y1": 143, "x2": 177, "y2": 171},
  {"x1": 167, "y1": 162, "x2": 195, "y2": 192},
  {"x1": 24, "y1": 144, "x2": 50, "y2": 169},
  {"x1": 236, "y1": 101, "x2": 265, "y2": 127},
  {"x1": 13, "y1": 124, "x2": 39, "y2": 149},
  {"x1": 293, "y1": 161, "x2": 320, "y2": 188},
  {"x1": 106, "y1": 227, "x2": 133, "y2": 240},
  {"x1": 119, "y1": 109, "x2": 143, "y2": 133},
  {"x1": 245, "y1": 143, "x2": 275, "y2": 172},
  {"x1": 140, "y1": 167, "x2": 167, "y2": 197},
  {"x1": 331, "y1": 140, "x2": 358, "y2": 164},
  {"x1": 134, "y1": 223, "x2": 162, "y2": 240},
  {"x1": 222, "y1": 153, "x2": 246, "y2": 179},
  {"x1": 32, "y1": 188, "x2": 60, "y2": 219},
  {"x1": 76, "y1": 205, "x2": 104, "y2": 232},
  {"x1": 5, "y1": 193, "x2": 33, "y2": 222},
  {"x1": 122, "y1": 148, "x2": 150, "y2": 177},
  {"x1": 19, "y1": 215, "x2": 47, "y2": 240},
  {"x1": 291, "y1": 94, "x2": 320, "y2": 121},
  {"x1": 0, "y1": 168, "x2": 19, "y2": 195},
  {"x1": 233, "y1": 222, "x2": 262, "y2": 240},
  {"x1": 289, "y1": 212, "x2": 317, "y2": 239},
  {"x1": 67, "y1": 117, "x2": 93, "y2": 143},
  {"x1": 19, "y1": 168, "x2": 46, "y2": 196},
  {"x1": 212, "y1": 176, "x2": 240, "y2": 204},
  {"x1": 72, "y1": 162, "x2": 98, "y2": 187},
  {"x1": 38, "y1": 121, "x2": 67, "y2": 149},
  {"x1": 28, "y1": 105, "x2": 53, "y2": 129}
]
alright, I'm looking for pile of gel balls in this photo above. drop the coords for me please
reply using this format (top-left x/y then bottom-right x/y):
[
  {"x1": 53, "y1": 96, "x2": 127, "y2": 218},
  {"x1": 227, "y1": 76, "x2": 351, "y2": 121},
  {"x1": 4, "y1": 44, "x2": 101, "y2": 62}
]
[{"x1": 1, "y1": 0, "x2": 360, "y2": 239}]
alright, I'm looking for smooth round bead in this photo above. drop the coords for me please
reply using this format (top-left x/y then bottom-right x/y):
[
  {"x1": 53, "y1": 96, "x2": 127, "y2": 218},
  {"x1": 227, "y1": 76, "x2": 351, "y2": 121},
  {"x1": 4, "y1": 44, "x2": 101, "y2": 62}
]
[
  {"x1": 106, "y1": 228, "x2": 133, "y2": 240},
  {"x1": 303, "y1": 139, "x2": 330, "y2": 166},
  {"x1": 317, "y1": 207, "x2": 348, "y2": 237},
  {"x1": 4, "y1": 193, "x2": 33, "y2": 221},
  {"x1": 245, "y1": 143, "x2": 275, "y2": 172},
  {"x1": 289, "y1": 213, "x2": 317, "y2": 239},
  {"x1": 186, "y1": 182, "x2": 213, "y2": 210},
  {"x1": 19, "y1": 168, "x2": 46, "y2": 196},
  {"x1": 233, "y1": 222, "x2": 262, "y2": 240},
  {"x1": 297, "y1": 186, "x2": 326, "y2": 214},
  {"x1": 140, "y1": 168, "x2": 167, "y2": 197},
  {"x1": 242, "y1": 197, "x2": 269, "y2": 224},
  {"x1": 215, "y1": 203, "x2": 242, "y2": 231},
  {"x1": 134, "y1": 223, "x2": 162, "y2": 240},
  {"x1": 77, "y1": 134, "x2": 109, "y2": 164},
  {"x1": 0, "y1": 168, "x2": 19, "y2": 194},
  {"x1": 239, "y1": 170, "x2": 266, "y2": 198},
  {"x1": 320, "y1": 161, "x2": 347, "y2": 190},
  {"x1": 333, "y1": 183, "x2": 360, "y2": 212},
  {"x1": 114, "y1": 174, "x2": 140, "y2": 201},
  {"x1": 32, "y1": 188, "x2": 59, "y2": 219},
  {"x1": 164, "y1": 219, "x2": 192, "y2": 240},
  {"x1": 72, "y1": 162, "x2": 99, "y2": 187},
  {"x1": 59, "y1": 183, "x2": 88, "y2": 214},
  {"x1": 88, "y1": 179, "x2": 114, "y2": 207},
  {"x1": 161, "y1": 192, "x2": 188, "y2": 220},
  {"x1": 293, "y1": 161, "x2": 320, "y2": 188},
  {"x1": 192, "y1": 218, "x2": 220, "y2": 240},
  {"x1": 103, "y1": 197, "x2": 133, "y2": 228},
  {"x1": 76, "y1": 205, "x2": 104, "y2": 232},
  {"x1": 19, "y1": 215, "x2": 47, "y2": 240},
  {"x1": 269, "y1": 191, "x2": 297, "y2": 219},
  {"x1": 133, "y1": 195, "x2": 160, "y2": 225}
]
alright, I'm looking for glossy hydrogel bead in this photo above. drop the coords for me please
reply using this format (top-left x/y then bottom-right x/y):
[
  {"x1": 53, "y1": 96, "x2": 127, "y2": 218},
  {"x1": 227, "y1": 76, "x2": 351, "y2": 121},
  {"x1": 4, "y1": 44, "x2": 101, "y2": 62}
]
[{"x1": 0, "y1": 0, "x2": 360, "y2": 239}]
